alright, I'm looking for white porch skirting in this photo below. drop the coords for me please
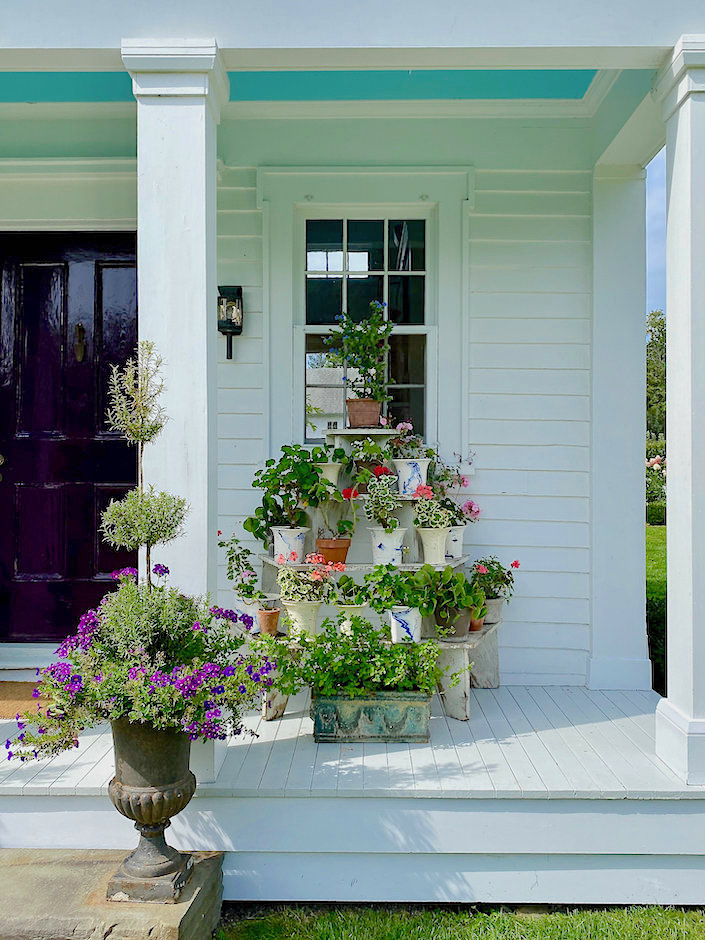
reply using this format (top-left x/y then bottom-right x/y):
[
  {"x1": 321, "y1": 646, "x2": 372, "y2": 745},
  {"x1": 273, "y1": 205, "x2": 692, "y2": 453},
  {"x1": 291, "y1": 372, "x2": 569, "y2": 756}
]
[{"x1": 2, "y1": 687, "x2": 705, "y2": 904}]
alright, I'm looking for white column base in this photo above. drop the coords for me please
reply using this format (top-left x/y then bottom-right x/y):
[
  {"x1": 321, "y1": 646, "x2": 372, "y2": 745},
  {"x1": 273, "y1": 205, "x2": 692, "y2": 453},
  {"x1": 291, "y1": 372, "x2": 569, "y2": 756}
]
[
  {"x1": 587, "y1": 656, "x2": 653, "y2": 691},
  {"x1": 655, "y1": 698, "x2": 705, "y2": 784},
  {"x1": 190, "y1": 738, "x2": 228, "y2": 784}
]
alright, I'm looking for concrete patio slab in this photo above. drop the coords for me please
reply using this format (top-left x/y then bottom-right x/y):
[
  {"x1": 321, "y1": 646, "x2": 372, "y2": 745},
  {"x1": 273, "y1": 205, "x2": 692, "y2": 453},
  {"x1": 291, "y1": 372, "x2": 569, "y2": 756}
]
[{"x1": 0, "y1": 849, "x2": 223, "y2": 940}]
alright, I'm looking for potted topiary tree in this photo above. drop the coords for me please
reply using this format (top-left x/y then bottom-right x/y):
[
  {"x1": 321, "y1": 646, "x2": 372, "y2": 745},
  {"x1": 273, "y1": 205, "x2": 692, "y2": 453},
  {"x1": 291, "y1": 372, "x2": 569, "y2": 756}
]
[
  {"x1": 6, "y1": 342, "x2": 275, "y2": 903},
  {"x1": 324, "y1": 301, "x2": 394, "y2": 428},
  {"x1": 246, "y1": 444, "x2": 335, "y2": 563}
]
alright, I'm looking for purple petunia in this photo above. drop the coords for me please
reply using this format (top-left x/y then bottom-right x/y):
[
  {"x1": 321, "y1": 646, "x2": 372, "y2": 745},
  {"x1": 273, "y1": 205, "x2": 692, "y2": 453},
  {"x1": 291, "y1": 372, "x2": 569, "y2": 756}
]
[
  {"x1": 111, "y1": 567, "x2": 138, "y2": 582},
  {"x1": 152, "y1": 563, "x2": 170, "y2": 577}
]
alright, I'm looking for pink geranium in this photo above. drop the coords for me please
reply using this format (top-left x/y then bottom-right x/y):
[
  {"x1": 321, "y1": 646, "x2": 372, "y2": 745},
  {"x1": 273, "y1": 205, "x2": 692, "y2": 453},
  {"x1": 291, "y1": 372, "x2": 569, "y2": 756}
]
[
  {"x1": 414, "y1": 484, "x2": 433, "y2": 499},
  {"x1": 475, "y1": 564, "x2": 489, "y2": 575},
  {"x1": 511, "y1": 560, "x2": 520, "y2": 569},
  {"x1": 461, "y1": 499, "x2": 481, "y2": 522}
]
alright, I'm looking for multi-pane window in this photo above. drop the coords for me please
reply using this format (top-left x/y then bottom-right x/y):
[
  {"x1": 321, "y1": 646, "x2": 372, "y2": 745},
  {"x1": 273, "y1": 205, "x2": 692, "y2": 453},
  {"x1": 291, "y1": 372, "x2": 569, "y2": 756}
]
[{"x1": 304, "y1": 218, "x2": 427, "y2": 441}]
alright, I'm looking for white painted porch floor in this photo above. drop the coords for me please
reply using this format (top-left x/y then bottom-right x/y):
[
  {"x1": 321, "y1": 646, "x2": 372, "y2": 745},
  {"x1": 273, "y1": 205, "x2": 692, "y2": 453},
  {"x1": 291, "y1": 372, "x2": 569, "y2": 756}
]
[{"x1": 1, "y1": 685, "x2": 703, "y2": 801}]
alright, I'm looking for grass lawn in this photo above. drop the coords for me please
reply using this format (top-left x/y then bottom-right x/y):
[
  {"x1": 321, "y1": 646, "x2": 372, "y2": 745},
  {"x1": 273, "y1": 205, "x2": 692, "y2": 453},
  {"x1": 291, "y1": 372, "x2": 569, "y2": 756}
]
[
  {"x1": 216, "y1": 905, "x2": 705, "y2": 939},
  {"x1": 646, "y1": 524, "x2": 666, "y2": 583}
]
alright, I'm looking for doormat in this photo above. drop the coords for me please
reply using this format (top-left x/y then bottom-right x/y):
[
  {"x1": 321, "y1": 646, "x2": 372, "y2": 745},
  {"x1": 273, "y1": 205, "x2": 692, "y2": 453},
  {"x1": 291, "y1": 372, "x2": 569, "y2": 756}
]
[{"x1": 0, "y1": 682, "x2": 44, "y2": 720}]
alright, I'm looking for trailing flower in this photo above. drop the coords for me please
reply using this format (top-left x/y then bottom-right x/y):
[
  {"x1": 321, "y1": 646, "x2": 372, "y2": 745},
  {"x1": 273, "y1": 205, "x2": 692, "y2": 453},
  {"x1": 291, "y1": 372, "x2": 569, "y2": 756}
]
[
  {"x1": 364, "y1": 474, "x2": 403, "y2": 533},
  {"x1": 412, "y1": 485, "x2": 456, "y2": 528},
  {"x1": 323, "y1": 302, "x2": 394, "y2": 402},
  {"x1": 471, "y1": 556, "x2": 520, "y2": 600},
  {"x1": 277, "y1": 553, "x2": 344, "y2": 603},
  {"x1": 218, "y1": 534, "x2": 267, "y2": 601}
]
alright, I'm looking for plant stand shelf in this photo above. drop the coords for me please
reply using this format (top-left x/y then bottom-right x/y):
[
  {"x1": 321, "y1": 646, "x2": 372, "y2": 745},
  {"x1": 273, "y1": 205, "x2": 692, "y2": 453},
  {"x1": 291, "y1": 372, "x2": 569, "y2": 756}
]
[
  {"x1": 436, "y1": 620, "x2": 501, "y2": 721},
  {"x1": 324, "y1": 428, "x2": 398, "y2": 452}
]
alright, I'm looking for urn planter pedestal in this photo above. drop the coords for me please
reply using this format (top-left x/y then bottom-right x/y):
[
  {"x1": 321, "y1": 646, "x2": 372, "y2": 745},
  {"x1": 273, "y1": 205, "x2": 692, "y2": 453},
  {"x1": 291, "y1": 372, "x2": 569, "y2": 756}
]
[{"x1": 107, "y1": 718, "x2": 196, "y2": 903}]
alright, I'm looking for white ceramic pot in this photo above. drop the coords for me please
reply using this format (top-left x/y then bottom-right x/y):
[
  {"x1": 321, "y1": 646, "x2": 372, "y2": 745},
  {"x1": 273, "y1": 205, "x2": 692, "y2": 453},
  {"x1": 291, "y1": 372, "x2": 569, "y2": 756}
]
[
  {"x1": 232, "y1": 596, "x2": 261, "y2": 633},
  {"x1": 484, "y1": 597, "x2": 505, "y2": 625},
  {"x1": 392, "y1": 458, "x2": 431, "y2": 497},
  {"x1": 271, "y1": 526, "x2": 309, "y2": 564},
  {"x1": 446, "y1": 524, "x2": 467, "y2": 560},
  {"x1": 389, "y1": 606, "x2": 423, "y2": 643},
  {"x1": 282, "y1": 600, "x2": 322, "y2": 640},
  {"x1": 335, "y1": 603, "x2": 367, "y2": 635},
  {"x1": 417, "y1": 526, "x2": 451, "y2": 565},
  {"x1": 369, "y1": 526, "x2": 407, "y2": 566},
  {"x1": 318, "y1": 462, "x2": 342, "y2": 485}
]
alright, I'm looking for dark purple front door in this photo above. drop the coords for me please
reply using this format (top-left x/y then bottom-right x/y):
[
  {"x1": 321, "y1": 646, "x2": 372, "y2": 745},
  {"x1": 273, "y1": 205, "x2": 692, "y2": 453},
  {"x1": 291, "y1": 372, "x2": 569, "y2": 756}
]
[{"x1": 0, "y1": 234, "x2": 137, "y2": 642}]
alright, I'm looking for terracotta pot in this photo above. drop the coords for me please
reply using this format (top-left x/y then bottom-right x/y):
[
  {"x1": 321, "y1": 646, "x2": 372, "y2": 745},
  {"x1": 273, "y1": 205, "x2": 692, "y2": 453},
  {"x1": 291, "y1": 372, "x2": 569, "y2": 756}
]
[
  {"x1": 470, "y1": 616, "x2": 485, "y2": 632},
  {"x1": 315, "y1": 537, "x2": 351, "y2": 564},
  {"x1": 346, "y1": 398, "x2": 381, "y2": 428},
  {"x1": 257, "y1": 607, "x2": 281, "y2": 635}
]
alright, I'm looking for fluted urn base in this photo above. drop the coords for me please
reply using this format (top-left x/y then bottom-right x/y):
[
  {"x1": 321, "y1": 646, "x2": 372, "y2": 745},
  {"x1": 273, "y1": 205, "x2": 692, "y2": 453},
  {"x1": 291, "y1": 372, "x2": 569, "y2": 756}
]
[{"x1": 107, "y1": 718, "x2": 196, "y2": 903}]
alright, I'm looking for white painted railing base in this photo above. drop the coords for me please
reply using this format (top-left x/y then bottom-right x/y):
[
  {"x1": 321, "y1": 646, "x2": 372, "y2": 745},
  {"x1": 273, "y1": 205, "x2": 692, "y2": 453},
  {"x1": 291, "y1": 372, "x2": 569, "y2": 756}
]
[{"x1": 655, "y1": 698, "x2": 705, "y2": 785}]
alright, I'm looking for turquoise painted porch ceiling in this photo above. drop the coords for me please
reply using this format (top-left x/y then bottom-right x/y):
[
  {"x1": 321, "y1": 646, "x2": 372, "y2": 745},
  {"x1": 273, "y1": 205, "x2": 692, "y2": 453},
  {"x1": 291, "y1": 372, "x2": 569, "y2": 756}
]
[{"x1": 0, "y1": 69, "x2": 598, "y2": 103}]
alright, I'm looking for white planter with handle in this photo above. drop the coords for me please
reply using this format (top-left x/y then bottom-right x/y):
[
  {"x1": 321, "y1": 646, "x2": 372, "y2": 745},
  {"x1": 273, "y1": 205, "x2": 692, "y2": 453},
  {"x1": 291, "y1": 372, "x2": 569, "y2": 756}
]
[
  {"x1": 389, "y1": 606, "x2": 423, "y2": 643},
  {"x1": 446, "y1": 524, "x2": 467, "y2": 559},
  {"x1": 417, "y1": 526, "x2": 451, "y2": 565},
  {"x1": 369, "y1": 527, "x2": 407, "y2": 566},
  {"x1": 392, "y1": 458, "x2": 431, "y2": 497},
  {"x1": 271, "y1": 526, "x2": 309, "y2": 564},
  {"x1": 282, "y1": 600, "x2": 322, "y2": 640}
]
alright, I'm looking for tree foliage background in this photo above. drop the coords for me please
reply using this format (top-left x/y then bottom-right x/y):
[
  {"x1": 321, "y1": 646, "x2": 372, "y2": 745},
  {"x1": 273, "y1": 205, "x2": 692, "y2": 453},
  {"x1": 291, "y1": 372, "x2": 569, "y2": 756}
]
[{"x1": 646, "y1": 309, "x2": 666, "y2": 440}]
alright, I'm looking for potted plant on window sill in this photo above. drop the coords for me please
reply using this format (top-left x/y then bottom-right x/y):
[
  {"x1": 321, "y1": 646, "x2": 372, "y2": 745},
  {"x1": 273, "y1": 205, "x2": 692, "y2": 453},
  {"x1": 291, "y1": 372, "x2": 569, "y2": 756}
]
[
  {"x1": 218, "y1": 533, "x2": 280, "y2": 634},
  {"x1": 324, "y1": 301, "x2": 394, "y2": 428},
  {"x1": 363, "y1": 474, "x2": 405, "y2": 565},
  {"x1": 246, "y1": 444, "x2": 335, "y2": 564},
  {"x1": 277, "y1": 552, "x2": 343, "y2": 639},
  {"x1": 6, "y1": 342, "x2": 275, "y2": 904},
  {"x1": 257, "y1": 615, "x2": 442, "y2": 743},
  {"x1": 316, "y1": 486, "x2": 359, "y2": 564},
  {"x1": 470, "y1": 556, "x2": 520, "y2": 625},
  {"x1": 412, "y1": 485, "x2": 456, "y2": 565}
]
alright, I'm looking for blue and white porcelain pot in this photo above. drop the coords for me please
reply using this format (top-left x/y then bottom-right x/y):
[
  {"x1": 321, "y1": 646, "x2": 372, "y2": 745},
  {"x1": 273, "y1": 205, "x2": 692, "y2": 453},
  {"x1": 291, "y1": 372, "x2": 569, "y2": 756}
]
[
  {"x1": 446, "y1": 524, "x2": 467, "y2": 560},
  {"x1": 369, "y1": 526, "x2": 407, "y2": 566},
  {"x1": 392, "y1": 458, "x2": 431, "y2": 497},
  {"x1": 271, "y1": 526, "x2": 309, "y2": 564},
  {"x1": 389, "y1": 606, "x2": 422, "y2": 643}
]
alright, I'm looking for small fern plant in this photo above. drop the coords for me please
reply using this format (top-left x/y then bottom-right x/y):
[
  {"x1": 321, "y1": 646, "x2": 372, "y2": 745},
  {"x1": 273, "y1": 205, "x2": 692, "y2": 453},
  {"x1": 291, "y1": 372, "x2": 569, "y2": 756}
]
[{"x1": 100, "y1": 341, "x2": 187, "y2": 587}]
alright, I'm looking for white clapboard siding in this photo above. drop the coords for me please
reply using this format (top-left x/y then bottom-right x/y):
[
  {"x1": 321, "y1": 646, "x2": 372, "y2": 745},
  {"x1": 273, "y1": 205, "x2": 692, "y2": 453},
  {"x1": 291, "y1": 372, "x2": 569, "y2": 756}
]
[{"x1": 468, "y1": 169, "x2": 592, "y2": 683}]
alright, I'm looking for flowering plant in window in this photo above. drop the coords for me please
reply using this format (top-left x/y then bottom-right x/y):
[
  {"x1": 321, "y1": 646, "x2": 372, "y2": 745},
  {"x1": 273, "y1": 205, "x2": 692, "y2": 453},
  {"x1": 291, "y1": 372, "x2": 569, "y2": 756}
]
[
  {"x1": 218, "y1": 533, "x2": 267, "y2": 601},
  {"x1": 388, "y1": 420, "x2": 436, "y2": 460},
  {"x1": 412, "y1": 484, "x2": 456, "y2": 529},
  {"x1": 364, "y1": 474, "x2": 403, "y2": 533},
  {"x1": 470, "y1": 556, "x2": 520, "y2": 600},
  {"x1": 318, "y1": 487, "x2": 360, "y2": 538},
  {"x1": 6, "y1": 345, "x2": 275, "y2": 763},
  {"x1": 276, "y1": 553, "x2": 345, "y2": 603},
  {"x1": 323, "y1": 302, "x2": 394, "y2": 403}
]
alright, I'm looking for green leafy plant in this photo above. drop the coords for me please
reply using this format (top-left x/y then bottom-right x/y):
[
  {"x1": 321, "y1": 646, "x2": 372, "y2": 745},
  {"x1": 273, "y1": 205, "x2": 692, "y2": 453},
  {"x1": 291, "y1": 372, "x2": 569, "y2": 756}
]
[
  {"x1": 364, "y1": 474, "x2": 403, "y2": 533},
  {"x1": 218, "y1": 534, "x2": 266, "y2": 601},
  {"x1": 413, "y1": 565, "x2": 486, "y2": 635},
  {"x1": 100, "y1": 340, "x2": 187, "y2": 587},
  {"x1": 310, "y1": 444, "x2": 347, "y2": 465},
  {"x1": 471, "y1": 556, "x2": 520, "y2": 600},
  {"x1": 247, "y1": 444, "x2": 335, "y2": 536},
  {"x1": 256, "y1": 615, "x2": 442, "y2": 698},
  {"x1": 365, "y1": 564, "x2": 436, "y2": 616},
  {"x1": 324, "y1": 302, "x2": 394, "y2": 402},
  {"x1": 412, "y1": 487, "x2": 456, "y2": 528},
  {"x1": 319, "y1": 487, "x2": 360, "y2": 538},
  {"x1": 334, "y1": 574, "x2": 373, "y2": 607}
]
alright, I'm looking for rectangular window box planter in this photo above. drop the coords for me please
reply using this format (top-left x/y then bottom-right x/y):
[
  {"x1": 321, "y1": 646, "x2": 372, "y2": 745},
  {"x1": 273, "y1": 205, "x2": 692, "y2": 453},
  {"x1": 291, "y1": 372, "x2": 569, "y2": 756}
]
[{"x1": 310, "y1": 690, "x2": 431, "y2": 743}]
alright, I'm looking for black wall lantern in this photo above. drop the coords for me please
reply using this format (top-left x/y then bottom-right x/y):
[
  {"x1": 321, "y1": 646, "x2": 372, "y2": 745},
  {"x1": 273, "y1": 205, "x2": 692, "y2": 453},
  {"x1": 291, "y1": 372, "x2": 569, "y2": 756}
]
[{"x1": 217, "y1": 285, "x2": 243, "y2": 359}]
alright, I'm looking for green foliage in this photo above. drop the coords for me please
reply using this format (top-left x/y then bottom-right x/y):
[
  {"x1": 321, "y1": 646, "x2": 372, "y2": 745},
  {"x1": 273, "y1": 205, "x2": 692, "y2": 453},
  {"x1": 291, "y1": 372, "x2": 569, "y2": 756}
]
[
  {"x1": 243, "y1": 494, "x2": 292, "y2": 547},
  {"x1": 106, "y1": 340, "x2": 166, "y2": 447},
  {"x1": 364, "y1": 565, "x2": 436, "y2": 616},
  {"x1": 413, "y1": 495, "x2": 455, "y2": 529},
  {"x1": 334, "y1": 574, "x2": 373, "y2": 607},
  {"x1": 324, "y1": 302, "x2": 394, "y2": 402},
  {"x1": 646, "y1": 437, "x2": 666, "y2": 458},
  {"x1": 646, "y1": 501, "x2": 666, "y2": 526},
  {"x1": 388, "y1": 425, "x2": 436, "y2": 460},
  {"x1": 101, "y1": 486, "x2": 187, "y2": 552},
  {"x1": 257, "y1": 615, "x2": 442, "y2": 698},
  {"x1": 646, "y1": 524, "x2": 667, "y2": 695},
  {"x1": 277, "y1": 562, "x2": 336, "y2": 603},
  {"x1": 413, "y1": 565, "x2": 486, "y2": 634},
  {"x1": 646, "y1": 308, "x2": 666, "y2": 439},
  {"x1": 309, "y1": 444, "x2": 346, "y2": 464},
  {"x1": 218, "y1": 534, "x2": 266, "y2": 600},
  {"x1": 470, "y1": 555, "x2": 519, "y2": 600},
  {"x1": 349, "y1": 436, "x2": 389, "y2": 464},
  {"x1": 364, "y1": 474, "x2": 402, "y2": 532},
  {"x1": 249, "y1": 444, "x2": 334, "y2": 530}
]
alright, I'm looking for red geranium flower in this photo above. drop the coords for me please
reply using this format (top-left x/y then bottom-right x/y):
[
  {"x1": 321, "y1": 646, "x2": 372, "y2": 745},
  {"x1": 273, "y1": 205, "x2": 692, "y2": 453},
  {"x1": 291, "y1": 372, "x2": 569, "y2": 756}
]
[
  {"x1": 342, "y1": 487, "x2": 359, "y2": 500},
  {"x1": 373, "y1": 465, "x2": 392, "y2": 477},
  {"x1": 511, "y1": 560, "x2": 520, "y2": 569}
]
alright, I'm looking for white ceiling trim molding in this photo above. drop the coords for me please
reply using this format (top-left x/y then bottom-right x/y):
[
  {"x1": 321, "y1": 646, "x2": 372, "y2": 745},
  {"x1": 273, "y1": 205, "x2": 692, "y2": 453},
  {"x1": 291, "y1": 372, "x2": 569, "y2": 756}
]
[{"x1": 0, "y1": 157, "x2": 137, "y2": 180}]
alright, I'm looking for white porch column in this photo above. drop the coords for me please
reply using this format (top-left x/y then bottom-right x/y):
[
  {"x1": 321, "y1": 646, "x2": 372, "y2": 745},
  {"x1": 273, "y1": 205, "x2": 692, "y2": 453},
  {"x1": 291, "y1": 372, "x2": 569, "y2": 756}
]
[
  {"x1": 121, "y1": 39, "x2": 228, "y2": 597},
  {"x1": 588, "y1": 165, "x2": 652, "y2": 691},
  {"x1": 654, "y1": 37, "x2": 705, "y2": 783}
]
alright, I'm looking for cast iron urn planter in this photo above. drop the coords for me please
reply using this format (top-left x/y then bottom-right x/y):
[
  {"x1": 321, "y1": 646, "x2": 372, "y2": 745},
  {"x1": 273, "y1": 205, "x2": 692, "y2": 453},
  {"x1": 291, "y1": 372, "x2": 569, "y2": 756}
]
[{"x1": 107, "y1": 718, "x2": 197, "y2": 902}]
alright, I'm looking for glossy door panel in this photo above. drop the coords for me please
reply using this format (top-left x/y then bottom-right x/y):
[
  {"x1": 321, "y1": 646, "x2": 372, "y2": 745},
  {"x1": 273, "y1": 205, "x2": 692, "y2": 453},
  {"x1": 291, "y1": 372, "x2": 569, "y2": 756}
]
[{"x1": 0, "y1": 235, "x2": 137, "y2": 642}]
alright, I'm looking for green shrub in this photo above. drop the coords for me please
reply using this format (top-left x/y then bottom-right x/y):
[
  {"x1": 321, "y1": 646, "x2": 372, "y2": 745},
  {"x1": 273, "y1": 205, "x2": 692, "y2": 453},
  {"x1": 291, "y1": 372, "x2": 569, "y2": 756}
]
[
  {"x1": 647, "y1": 578, "x2": 666, "y2": 695},
  {"x1": 646, "y1": 438, "x2": 666, "y2": 459},
  {"x1": 646, "y1": 501, "x2": 666, "y2": 526}
]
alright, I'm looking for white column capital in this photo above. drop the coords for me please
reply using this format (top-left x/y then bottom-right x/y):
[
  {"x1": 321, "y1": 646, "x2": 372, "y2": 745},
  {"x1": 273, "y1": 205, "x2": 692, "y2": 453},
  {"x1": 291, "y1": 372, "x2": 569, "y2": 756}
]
[
  {"x1": 121, "y1": 38, "x2": 229, "y2": 121},
  {"x1": 654, "y1": 35, "x2": 705, "y2": 121}
]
